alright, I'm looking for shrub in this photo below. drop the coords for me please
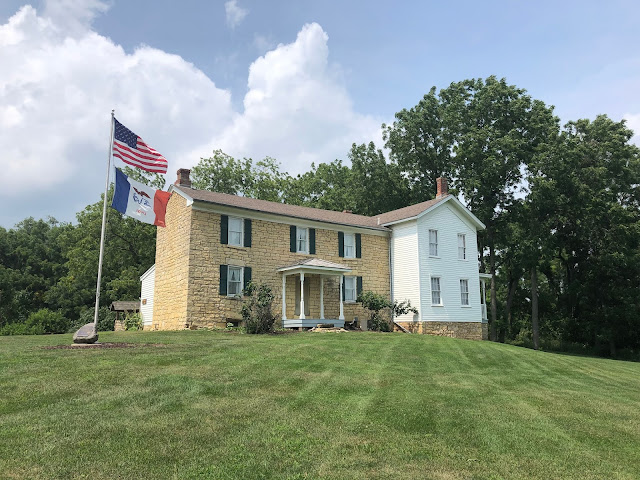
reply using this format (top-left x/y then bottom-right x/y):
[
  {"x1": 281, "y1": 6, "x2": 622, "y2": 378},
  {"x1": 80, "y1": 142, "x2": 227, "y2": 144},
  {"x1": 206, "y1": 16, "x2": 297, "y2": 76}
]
[
  {"x1": 123, "y1": 312, "x2": 143, "y2": 331},
  {"x1": 241, "y1": 282, "x2": 276, "y2": 334},
  {"x1": 357, "y1": 291, "x2": 418, "y2": 332},
  {"x1": 26, "y1": 308, "x2": 69, "y2": 334},
  {"x1": 68, "y1": 307, "x2": 116, "y2": 333},
  {"x1": 0, "y1": 322, "x2": 44, "y2": 336}
]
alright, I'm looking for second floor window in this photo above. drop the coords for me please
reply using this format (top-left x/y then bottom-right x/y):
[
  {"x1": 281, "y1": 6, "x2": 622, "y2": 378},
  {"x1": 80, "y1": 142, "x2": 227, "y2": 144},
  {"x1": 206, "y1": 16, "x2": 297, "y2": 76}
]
[
  {"x1": 296, "y1": 227, "x2": 308, "y2": 253},
  {"x1": 429, "y1": 229, "x2": 438, "y2": 256},
  {"x1": 458, "y1": 234, "x2": 466, "y2": 260},
  {"x1": 228, "y1": 217, "x2": 243, "y2": 247},
  {"x1": 344, "y1": 233, "x2": 355, "y2": 258}
]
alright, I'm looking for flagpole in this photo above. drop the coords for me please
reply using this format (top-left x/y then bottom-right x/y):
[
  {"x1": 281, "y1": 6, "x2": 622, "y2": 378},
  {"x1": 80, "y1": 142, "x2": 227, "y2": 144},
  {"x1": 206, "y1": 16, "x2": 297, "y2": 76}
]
[{"x1": 93, "y1": 110, "x2": 115, "y2": 333}]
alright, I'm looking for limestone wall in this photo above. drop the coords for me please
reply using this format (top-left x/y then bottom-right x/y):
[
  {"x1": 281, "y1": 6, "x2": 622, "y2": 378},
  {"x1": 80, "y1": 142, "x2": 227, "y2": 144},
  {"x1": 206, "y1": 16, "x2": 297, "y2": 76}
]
[
  {"x1": 186, "y1": 210, "x2": 391, "y2": 329},
  {"x1": 150, "y1": 194, "x2": 192, "y2": 330},
  {"x1": 394, "y1": 320, "x2": 488, "y2": 340}
]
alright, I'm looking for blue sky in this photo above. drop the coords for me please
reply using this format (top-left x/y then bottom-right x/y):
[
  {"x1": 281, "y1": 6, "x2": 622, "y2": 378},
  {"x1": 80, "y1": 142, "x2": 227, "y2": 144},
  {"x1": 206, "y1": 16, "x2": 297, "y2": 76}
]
[{"x1": 1, "y1": 0, "x2": 639, "y2": 227}]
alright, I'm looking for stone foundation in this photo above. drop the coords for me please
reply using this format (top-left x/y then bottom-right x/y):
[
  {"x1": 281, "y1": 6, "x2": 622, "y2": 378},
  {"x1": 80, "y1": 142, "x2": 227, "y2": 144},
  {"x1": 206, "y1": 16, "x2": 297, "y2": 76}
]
[{"x1": 395, "y1": 321, "x2": 488, "y2": 340}]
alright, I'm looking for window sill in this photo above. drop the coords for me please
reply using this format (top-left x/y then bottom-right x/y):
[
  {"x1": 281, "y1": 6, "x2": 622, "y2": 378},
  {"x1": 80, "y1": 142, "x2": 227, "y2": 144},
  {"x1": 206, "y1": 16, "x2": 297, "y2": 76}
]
[
  {"x1": 225, "y1": 295, "x2": 243, "y2": 300},
  {"x1": 344, "y1": 300, "x2": 357, "y2": 304},
  {"x1": 461, "y1": 305, "x2": 471, "y2": 308},
  {"x1": 226, "y1": 244, "x2": 247, "y2": 250},
  {"x1": 431, "y1": 304, "x2": 444, "y2": 307},
  {"x1": 429, "y1": 256, "x2": 440, "y2": 259}
]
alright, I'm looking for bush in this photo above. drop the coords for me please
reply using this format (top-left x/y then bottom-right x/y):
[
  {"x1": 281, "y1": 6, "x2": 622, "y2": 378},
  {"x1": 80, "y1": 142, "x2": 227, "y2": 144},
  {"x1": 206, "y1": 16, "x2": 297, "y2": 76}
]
[
  {"x1": 357, "y1": 291, "x2": 418, "y2": 332},
  {"x1": 68, "y1": 307, "x2": 116, "y2": 333},
  {"x1": 0, "y1": 322, "x2": 44, "y2": 336},
  {"x1": 26, "y1": 308, "x2": 69, "y2": 334},
  {"x1": 123, "y1": 312, "x2": 143, "y2": 331},
  {"x1": 241, "y1": 282, "x2": 276, "y2": 334}
]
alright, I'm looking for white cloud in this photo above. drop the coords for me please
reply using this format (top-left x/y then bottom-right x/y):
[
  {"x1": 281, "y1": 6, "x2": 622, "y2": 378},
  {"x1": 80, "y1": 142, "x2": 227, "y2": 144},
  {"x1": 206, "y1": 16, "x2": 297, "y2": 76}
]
[
  {"x1": 0, "y1": 6, "x2": 382, "y2": 226},
  {"x1": 207, "y1": 23, "x2": 383, "y2": 174},
  {"x1": 623, "y1": 113, "x2": 640, "y2": 146},
  {"x1": 224, "y1": 0, "x2": 248, "y2": 29}
]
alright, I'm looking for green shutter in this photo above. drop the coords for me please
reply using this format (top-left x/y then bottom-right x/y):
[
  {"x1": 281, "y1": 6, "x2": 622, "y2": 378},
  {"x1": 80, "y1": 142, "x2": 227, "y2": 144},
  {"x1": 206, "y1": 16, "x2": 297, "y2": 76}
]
[
  {"x1": 244, "y1": 219, "x2": 252, "y2": 247},
  {"x1": 244, "y1": 266, "x2": 252, "y2": 291},
  {"x1": 355, "y1": 233, "x2": 362, "y2": 258},
  {"x1": 309, "y1": 228, "x2": 316, "y2": 254},
  {"x1": 357, "y1": 276, "x2": 363, "y2": 299},
  {"x1": 338, "y1": 232, "x2": 344, "y2": 257},
  {"x1": 220, "y1": 215, "x2": 229, "y2": 244},
  {"x1": 219, "y1": 265, "x2": 227, "y2": 295},
  {"x1": 290, "y1": 225, "x2": 297, "y2": 252},
  {"x1": 341, "y1": 276, "x2": 346, "y2": 300}
]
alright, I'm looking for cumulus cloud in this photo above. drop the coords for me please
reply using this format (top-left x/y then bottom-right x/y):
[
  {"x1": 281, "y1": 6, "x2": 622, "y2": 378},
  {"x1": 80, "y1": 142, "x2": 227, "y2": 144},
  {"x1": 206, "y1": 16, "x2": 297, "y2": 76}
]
[
  {"x1": 224, "y1": 0, "x2": 248, "y2": 29},
  {"x1": 208, "y1": 23, "x2": 383, "y2": 174},
  {"x1": 623, "y1": 113, "x2": 640, "y2": 146},
  {"x1": 0, "y1": 5, "x2": 382, "y2": 227}
]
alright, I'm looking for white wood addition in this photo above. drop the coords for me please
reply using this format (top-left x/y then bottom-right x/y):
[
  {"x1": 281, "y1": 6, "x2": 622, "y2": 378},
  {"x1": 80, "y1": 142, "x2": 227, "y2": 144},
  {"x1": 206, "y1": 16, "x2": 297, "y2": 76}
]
[{"x1": 228, "y1": 216, "x2": 243, "y2": 246}]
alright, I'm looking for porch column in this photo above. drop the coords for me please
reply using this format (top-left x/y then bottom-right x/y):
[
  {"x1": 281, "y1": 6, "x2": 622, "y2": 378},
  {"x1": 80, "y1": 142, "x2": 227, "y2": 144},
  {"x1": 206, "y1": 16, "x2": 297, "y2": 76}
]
[
  {"x1": 299, "y1": 272, "x2": 305, "y2": 320},
  {"x1": 320, "y1": 276, "x2": 325, "y2": 319},
  {"x1": 282, "y1": 274, "x2": 287, "y2": 321},
  {"x1": 339, "y1": 274, "x2": 345, "y2": 320}
]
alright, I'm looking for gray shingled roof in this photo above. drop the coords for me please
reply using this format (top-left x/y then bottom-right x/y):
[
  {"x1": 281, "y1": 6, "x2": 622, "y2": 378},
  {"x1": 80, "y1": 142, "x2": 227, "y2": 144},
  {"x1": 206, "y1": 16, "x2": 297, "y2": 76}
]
[
  {"x1": 173, "y1": 186, "x2": 450, "y2": 230},
  {"x1": 110, "y1": 301, "x2": 140, "y2": 312},
  {"x1": 278, "y1": 258, "x2": 351, "y2": 271}
]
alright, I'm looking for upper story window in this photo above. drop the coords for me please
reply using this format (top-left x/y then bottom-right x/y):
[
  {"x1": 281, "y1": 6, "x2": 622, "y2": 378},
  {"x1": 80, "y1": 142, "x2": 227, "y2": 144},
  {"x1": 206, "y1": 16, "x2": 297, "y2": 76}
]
[
  {"x1": 344, "y1": 233, "x2": 356, "y2": 258},
  {"x1": 460, "y1": 279, "x2": 469, "y2": 305},
  {"x1": 290, "y1": 226, "x2": 315, "y2": 254},
  {"x1": 221, "y1": 215, "x2": 251, "y2": 248},
  {"x1": 429, "y1": 229, "x2": 438, "y2": 256},
  {"x1": 296, "y1": 227, "x2": 308, "y2": 253},
  {"x1": 228, "y1": 217, "x2": 243, "y2": 247},
  {"x1": 431, "y1": 277, "x2": 442, "y2": 305},
  {"x1": 458, "y1": 234, "x2": 467, "y2": 260}
]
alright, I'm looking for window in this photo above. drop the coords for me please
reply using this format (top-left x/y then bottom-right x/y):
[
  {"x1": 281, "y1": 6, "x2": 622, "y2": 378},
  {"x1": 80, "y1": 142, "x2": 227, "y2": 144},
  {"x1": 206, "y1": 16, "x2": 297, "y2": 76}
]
[
  {"x1": 460, "y1": 279, "x2": 469, "y2": 306},
  {"x1": 344, "y1": 276, "x2": 357, "y2": 302},
  {"x1": 458, "y1": 234, "x2": 466, "y2": 260},
  {"x1": 431, "y1": 277, "x2": 442, "y2": 305},
  {"x1": 296, "y1": 227, "x2": 308, "y2": 253},
  {"x1": 344, "y1": 233, "x2": 355, "y2": 258},
  {"x1": 228, "y1": 217, "x2": 243, "y2": 247},
  {"x1": 429, "y1": 229, "x2": 438, "y2": 256},
  {"x1": 227, "y1": 266, "x2": 243, "y2": 296}
]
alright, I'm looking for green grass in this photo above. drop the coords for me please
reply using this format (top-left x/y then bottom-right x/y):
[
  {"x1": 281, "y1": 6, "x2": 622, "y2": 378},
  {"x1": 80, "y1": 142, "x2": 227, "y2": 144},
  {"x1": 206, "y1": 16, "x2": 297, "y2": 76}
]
[{"x1": 1, "y1": 331, "x2": 639, "y2": 479}]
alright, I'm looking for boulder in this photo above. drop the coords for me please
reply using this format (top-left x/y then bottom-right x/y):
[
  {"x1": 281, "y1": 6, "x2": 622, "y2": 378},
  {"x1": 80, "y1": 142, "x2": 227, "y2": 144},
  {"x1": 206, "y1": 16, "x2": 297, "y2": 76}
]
[{"x1": 73, "y1": 323, "x2": 99, "y2": 344}]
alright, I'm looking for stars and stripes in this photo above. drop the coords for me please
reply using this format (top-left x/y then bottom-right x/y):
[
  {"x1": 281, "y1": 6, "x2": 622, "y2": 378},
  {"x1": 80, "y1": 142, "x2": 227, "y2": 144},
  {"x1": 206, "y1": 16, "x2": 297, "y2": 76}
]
[{"x1": 112, "y1": 118, "x2": 168, "y2": 174}]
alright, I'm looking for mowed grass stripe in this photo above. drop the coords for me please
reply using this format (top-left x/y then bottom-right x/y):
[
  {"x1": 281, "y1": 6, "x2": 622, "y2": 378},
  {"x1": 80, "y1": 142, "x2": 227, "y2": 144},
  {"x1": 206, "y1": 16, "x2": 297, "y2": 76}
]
[{"x1": 1, "y1": 330, "x2": 639, "y2": 479}]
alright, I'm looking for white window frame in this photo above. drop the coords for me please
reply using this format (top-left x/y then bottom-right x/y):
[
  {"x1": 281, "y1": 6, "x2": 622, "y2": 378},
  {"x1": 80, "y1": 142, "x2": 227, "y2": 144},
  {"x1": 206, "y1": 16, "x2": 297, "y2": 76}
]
[
  {"x1": 343, "y1": 233, "x2": 356, "y2": 258},
  {"x1": 228, "y1": 216, "x2": 244, "y2": 247},
  {"x1": 344, "y1": 276, "x2": 357, "y2": 302},
  {"x1": 458, "y1": 233, "x2": 467, "y2": 260},
  {"x1": 296, "y1": 226, "x2": 308, "y2": 254},
  {"x1": 429, "y1": 229, "x2": 439, "y2": 257},
  {"x1": 227, "y1": 265, "x2": 243, "y2": 297},
  {"x1": 460, "y1": 279, "x2": 470, "y2": 306},
  {"x1": 430, "y1": 276, "x2": 442, "y2": 306}
]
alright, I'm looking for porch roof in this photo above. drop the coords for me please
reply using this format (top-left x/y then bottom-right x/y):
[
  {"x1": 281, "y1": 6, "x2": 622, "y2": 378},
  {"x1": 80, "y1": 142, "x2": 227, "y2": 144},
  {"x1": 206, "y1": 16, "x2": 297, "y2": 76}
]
[{"x1": 277, "y1": 258, "x2": 352, "y2": 275}]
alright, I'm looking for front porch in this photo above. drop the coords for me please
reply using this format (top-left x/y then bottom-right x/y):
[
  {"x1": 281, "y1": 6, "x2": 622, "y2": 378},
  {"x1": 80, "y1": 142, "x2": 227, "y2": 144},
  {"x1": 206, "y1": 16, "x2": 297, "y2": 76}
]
[{"x1": 278, "y1": 258, "x2": 352, "y2": 329}]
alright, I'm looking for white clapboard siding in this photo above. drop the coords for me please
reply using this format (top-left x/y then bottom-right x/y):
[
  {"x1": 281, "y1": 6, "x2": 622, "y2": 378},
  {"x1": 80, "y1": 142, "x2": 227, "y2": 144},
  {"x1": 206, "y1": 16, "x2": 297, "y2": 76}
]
[
  {"x1": 417, "y1": 202, "x2": 482, "y2": 323},
  {"x1": 140, "y1": 265, "x2": 155, "y2": 326},
  {"x1": 390, "y1": 220, "x2": 421, "y2": 322}
]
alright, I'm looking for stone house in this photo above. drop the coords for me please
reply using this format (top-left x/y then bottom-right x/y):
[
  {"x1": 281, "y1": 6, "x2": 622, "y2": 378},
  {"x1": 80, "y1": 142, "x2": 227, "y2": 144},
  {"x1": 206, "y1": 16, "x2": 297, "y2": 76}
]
[{"x1": 147, "y1": 169, "x2": 489, "y2": 340}]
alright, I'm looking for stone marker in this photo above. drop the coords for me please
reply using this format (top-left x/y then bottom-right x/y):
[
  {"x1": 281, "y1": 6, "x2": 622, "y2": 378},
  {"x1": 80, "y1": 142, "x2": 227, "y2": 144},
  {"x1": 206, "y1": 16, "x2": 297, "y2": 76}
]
[{"x1": 73, "y1": 323, "x2": 99, "y2": 344}]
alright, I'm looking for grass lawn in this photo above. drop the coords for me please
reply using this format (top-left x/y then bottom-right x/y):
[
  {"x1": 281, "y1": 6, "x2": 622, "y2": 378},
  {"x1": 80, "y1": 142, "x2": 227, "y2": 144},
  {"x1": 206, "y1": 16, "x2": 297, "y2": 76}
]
[{"x1": 1, "y1": 331, "x2": 639, "y2": 479}]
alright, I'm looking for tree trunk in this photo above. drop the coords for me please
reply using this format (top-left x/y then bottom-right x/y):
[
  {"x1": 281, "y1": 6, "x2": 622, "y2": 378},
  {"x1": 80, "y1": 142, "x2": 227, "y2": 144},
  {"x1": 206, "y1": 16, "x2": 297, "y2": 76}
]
[
  {"x1": 505, "y1": 273, "x2": 517, "y2": 340},
  {"x1": 489, "y1": 236, "x2": 497, "y2": 342},
  {"x1": 531, "y1": 266, "x2": 539, "y2": 350}
]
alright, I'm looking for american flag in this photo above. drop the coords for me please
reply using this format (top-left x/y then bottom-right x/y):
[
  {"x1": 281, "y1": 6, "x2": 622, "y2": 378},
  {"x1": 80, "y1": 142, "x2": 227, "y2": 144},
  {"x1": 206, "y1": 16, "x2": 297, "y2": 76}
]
[{"x1": 112, "y1": 118, "x2": 168, "y2": 174}]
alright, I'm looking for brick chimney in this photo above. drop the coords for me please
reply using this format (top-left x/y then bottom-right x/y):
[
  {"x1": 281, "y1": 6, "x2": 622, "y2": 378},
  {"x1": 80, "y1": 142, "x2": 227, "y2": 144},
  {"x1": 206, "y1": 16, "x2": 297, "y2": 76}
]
[
  {"x1": 175, "y1": 168, "x2": 191, "y2": 188},
  {"x1": 436, "y1": 177, "x2": 448, "y2": 198}
]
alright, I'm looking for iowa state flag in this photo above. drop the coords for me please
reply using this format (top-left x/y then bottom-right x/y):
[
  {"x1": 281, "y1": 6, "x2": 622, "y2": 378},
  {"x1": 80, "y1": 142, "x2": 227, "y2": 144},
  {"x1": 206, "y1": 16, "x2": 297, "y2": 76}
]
[{"x1": 111, "y1": 168, "x2": 170, "y2": 227}]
